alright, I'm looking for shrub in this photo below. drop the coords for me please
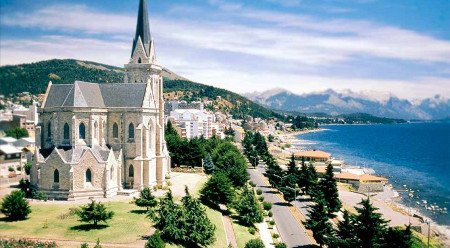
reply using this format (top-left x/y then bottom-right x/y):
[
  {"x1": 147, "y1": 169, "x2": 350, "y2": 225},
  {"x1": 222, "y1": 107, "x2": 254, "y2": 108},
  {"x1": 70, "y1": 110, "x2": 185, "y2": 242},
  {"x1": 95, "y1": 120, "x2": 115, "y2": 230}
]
[
  {"x1": 0, "y1": 239, "x2": 57, "y2": 247},
  {"x1": 268, "y1": 211, "x2": 273, "y2": 217},
  {"x1": 262, "y1": 202, "x2": 272, "y2": 211},
  {"x1": 0, "y1": 190, "x2": 31, "y2": 220},
  {"x1": 81, "y1": 243, "x2": 89, "y2": 248},
  {"x1": 32, "y1": 191, "x2": 48, "y2": 201},
  {"x1": 258, "y1": 196, "x2": 264, "y2": 202},
  {"x1": 256, "y1": 189, "x2": 262, "y2": 195},
  {"x1": 8, "y1": 166, "x2": 14, "y2": 172},
  {"x1": 249, "y1": 181, "x2": 256, "y2": 187},
  {"x1": 244, "y1": 238, "x2": 265, "y2": 248},
  {"x1": 248, "y1": 227, "x2": 256, "y2": 235},
  {"x1": 166, "y1": 180, "x2": 172, "y2": 186},
  {"x1": 24, "y1": 162, "x2": 32, "y2": 175},
  {"x1": 93, "y1": 238, "x2": 102, "y2": 248},
  {"x1": 135, "y1": 187, "x2": 157, "y2": 211},
  {"x1": 75, "y1": 200, "x2": 114, "y2": 226},
  {"x1": 275, "y1": 243, "x2": 287, "y2": 248},
  {"x1": 145, "y1": 231, "x2": 165, "y2": 248},
  {"x1": 269, "y1": 220, "x2": 275, "y2": 225},
  {"x1": 16, "y1": 165, "x2": 22, "y2": 171},
  {"x1": 272, "y1": 233, "x2": 280, "y2": 239}
]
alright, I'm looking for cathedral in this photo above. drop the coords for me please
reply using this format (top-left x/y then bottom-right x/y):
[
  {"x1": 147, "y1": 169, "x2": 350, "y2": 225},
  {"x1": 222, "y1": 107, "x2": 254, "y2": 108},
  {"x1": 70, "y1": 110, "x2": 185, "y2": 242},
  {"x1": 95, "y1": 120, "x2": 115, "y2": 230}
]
[{"x1": 30, "y1": 0, "x2": 171, "y2": 200}]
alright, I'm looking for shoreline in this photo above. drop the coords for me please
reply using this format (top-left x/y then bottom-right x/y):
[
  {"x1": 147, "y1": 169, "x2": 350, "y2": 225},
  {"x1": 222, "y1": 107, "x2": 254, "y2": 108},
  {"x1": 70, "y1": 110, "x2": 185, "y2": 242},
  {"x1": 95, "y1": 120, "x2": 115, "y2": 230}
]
[{"x1": 275, "y1": 128, "x2": 450, "y2": 245}]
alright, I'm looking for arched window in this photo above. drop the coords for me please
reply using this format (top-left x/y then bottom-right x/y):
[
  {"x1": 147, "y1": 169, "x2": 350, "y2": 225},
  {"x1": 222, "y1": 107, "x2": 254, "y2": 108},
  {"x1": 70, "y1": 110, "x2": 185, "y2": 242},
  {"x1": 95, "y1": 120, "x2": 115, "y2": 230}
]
[
  {"x1": 94, "y1": 121, "x2": 98, "y2": 139},
  {"x1": 138, "y1": 57, "x2": 142, "y2": 63},
  {"x1": 110, "y1": 166, "x2": 114, "y2": 180},
  {"x1": 112, "y1": 123, "x2": 118, "y2": 139},
  {"x1": 63, "y1": 123, "x2": 70, "y2": 140},
  {"x1": 47, "y1": 122, "x2": 52, "y2": 138},
  {"x1": 85, "y1": 168, "x2": 92, "y2": 183},
  {"x1": 53, "y1": 169, "x2": 59, "y2": 183},
  {"x1": 128, "y1": 164, "x2": 134, "y2": 177},
  {"x1": 79, "y1": 123, "x2": 86, "y2": 139},
  {"x1": 128, "y1": 123, "x2": 134, "y2": 140}
]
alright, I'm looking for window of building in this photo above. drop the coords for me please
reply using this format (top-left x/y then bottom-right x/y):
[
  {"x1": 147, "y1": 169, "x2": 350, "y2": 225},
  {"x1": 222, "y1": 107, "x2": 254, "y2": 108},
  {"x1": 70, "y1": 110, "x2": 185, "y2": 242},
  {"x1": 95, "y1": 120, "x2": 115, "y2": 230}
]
[
  {"x1": 63, "y1": 123, "x2": 70, "y2": 140},
  {"x1": 110, "y1": 166, "x2": 113, "y2": 180},
  {"x1": 94, "y1": 121, "x2": 98, "y2": 139},
  {"x1": 79, "y1": 123, "x2": 86, "y2": 139},
  {"x1": 138, "y1": 57, "x2": 142, "y2": 63},
  {"x1": 53, "y1": 169, "x2": 59, "y2": 183},
  {"x1": 86, "y1": 168, "x2": 92, "y2": 183},
  {"x1": 129, "y1": 164, "x2": 134, "y2": 177},
  {"x1": 128, "y1": 123, "x2": 134, "y2": 140},
  {"x1": 47, "y1": 122, "x2": 52, "y2": 138},
  {"x1": 113, "y1": 123, "x2": 118, "y2": 139}
]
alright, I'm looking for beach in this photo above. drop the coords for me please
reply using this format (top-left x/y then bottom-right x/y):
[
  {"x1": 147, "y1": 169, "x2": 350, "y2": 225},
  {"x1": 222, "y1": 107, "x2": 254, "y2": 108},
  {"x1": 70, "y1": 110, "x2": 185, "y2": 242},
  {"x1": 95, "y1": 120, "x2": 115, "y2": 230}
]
[{"x1": 272, "y1": 128, "x2": 450, "y2": 246}]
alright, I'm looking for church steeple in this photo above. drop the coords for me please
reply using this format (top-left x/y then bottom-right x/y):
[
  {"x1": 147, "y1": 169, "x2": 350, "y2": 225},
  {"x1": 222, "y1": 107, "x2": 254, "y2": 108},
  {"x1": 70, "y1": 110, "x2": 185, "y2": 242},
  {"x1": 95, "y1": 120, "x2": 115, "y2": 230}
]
[{"x1": 131, "y1": 0, "x2": 152, "y2": 57}]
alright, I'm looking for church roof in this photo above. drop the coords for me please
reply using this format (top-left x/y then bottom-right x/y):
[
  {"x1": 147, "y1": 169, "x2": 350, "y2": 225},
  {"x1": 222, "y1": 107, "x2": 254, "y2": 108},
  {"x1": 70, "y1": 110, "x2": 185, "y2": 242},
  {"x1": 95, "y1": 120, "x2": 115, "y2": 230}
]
[
  {"x1": 55, "y1": 145, "x2": 112, "y2": 164},
  {"x1": 44, "y1": 81, "x2": 147, "y2": 108},
  {"x1": 131, "y1": 0, "x2": 151, "y2": 57}
]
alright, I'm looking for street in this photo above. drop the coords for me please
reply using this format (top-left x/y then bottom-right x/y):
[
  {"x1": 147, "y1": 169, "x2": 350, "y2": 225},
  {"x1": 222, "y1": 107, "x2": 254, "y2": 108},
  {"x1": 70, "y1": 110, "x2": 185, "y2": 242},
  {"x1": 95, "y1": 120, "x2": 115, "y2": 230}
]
[{"x1": 248, "y1": 167, "x2": 315, "y2": 248}]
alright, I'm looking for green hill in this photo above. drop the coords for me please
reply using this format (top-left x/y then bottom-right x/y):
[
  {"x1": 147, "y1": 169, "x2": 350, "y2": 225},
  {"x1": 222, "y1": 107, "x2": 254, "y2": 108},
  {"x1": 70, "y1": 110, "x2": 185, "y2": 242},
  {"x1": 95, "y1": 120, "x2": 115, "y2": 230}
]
[{"x1": 0, "y1": 59, "x2": 282, "y2": 119}]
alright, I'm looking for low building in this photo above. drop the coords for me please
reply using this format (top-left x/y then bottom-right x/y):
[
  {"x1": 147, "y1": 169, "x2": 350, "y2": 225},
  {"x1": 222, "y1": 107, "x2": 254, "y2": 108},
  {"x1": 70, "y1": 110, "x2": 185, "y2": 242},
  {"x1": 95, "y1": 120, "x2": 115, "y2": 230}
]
[
  {"x1": 335, "y1": 172, "x2": 388, "y2": 193},
  {"x1": 0, "y1": 144, "x2": 24, "y2": 177},
  {"x1": 294, "y1": 150, "x2": 331, "y2": 163}
]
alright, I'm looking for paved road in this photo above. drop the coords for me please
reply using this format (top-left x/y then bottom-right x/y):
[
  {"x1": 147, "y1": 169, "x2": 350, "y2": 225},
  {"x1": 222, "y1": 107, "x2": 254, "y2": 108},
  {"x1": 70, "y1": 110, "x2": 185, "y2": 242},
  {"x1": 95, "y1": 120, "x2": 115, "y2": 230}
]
[{"x1": 248, "y1": 167, "x2": 314, "y2": 248}]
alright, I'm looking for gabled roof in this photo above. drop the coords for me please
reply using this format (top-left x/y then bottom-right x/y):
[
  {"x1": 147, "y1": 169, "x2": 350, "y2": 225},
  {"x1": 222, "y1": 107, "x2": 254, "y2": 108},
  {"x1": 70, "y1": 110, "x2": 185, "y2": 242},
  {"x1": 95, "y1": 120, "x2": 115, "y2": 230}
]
[
  {"x1": 294, "y1": 150, "x2": 331, "y2": 159},
  {"x1": 131, "y1": 0, "x2": 151, "y2": 57},
  {"x1": 43, "y1": 81, "x2": 147, "y2": 108}
]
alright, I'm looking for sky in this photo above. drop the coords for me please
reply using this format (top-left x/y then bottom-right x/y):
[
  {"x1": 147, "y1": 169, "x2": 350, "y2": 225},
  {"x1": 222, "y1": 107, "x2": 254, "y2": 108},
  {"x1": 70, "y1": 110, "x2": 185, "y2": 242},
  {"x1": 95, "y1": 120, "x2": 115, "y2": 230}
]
[{"x1": 1, "y1": 0, "x2": 449, "y2": 100}]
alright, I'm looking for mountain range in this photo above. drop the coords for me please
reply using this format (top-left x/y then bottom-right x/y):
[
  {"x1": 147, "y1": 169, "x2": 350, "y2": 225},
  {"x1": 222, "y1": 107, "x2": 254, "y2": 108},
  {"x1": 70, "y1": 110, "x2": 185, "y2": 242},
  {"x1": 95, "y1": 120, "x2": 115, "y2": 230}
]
[{"x1": 245, "y1": 89, "x2": 450, "y2": 120}]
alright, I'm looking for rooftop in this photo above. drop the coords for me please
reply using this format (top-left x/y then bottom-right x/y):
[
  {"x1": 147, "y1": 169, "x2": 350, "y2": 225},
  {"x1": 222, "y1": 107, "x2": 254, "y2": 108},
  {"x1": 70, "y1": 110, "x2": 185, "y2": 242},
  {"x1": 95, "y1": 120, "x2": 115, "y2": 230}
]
[{"x1": 294, "y1": 150, "x2": 331, "y2": 159}]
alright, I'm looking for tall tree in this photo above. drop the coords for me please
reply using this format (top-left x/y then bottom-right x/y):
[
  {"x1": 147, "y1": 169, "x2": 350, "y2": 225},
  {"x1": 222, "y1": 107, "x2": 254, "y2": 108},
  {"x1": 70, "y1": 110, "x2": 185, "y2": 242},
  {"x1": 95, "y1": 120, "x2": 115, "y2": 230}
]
[
  {"x1": 235, "y1": 187, "x2": 264, "y2": 226},
  {"x1": 200, "y1": 172, "x2": 234, "y2": 207},
  {"x1": 303, "y1": 198, "x2": 334, "y2": 247},
  {"x1": 332, "y1": 210, "x2": 357, "y2": 248},
  {"x1": 181, "y1": 187, "x2": 216, "y2": 246},
  {"x1": 215, "y1": 150, "x2": 248, "y2": 187},
  {"x1": 287, "y1": 154, "x2": 298, "y2": 175},
  {"x1": 306, "y1": 162, "x2": 319, "y2": 198},
  {"x1": 298, "y1": 157, "x2": 308, "y2": 193},
  {"x1": 319, "y1": 163, "x2": 342, "y2": 216},
  {"x1": 353, "y1": 198, "x2": 388, "y2": 248},
  {"x1": 384, "y1": 225, "x2": 413, "y2": 248},
  {"x1": 153, "y1": 190, "x2": 186, "y2": 243},
  {"x1": 203, "y1": 153, "x2": 215, "y2": 174},
  {"x1": 280, "y1": 174, "x2": 298, "y2": 202}
]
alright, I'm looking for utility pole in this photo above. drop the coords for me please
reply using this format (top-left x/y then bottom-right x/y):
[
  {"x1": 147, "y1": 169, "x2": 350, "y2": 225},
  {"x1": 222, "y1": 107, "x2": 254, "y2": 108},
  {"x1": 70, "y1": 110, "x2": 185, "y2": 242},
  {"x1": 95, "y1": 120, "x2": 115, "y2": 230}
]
[{"x1": 427, "y1": 219, "x2": 431, "y2": 248}]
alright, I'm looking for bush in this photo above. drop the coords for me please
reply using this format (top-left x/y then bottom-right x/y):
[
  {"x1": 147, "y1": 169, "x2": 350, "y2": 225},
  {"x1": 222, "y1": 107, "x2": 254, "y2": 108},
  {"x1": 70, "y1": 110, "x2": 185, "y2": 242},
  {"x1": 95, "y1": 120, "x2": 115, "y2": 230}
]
[
  {"x1": 248, "y1": 227, "x2": 256, "y2": 235},
  {"x1": 32, "y1": 191, "x2": 48, "y2": 201},
  {"x1": 75, "y1": 200, "x2": 114, "y2": 226},
  {"x1": 272, "y1": 233, "x2": 280, "y2": 239},
  {"x1": 145, "y1": 231, "x2": 165, "y2": 248},
  {"x1": 268, "y1": 211, "x2": 273, "y2": 217},
  {"x1": 16, "y1": 165, "x2": 22, "y2": 171},
  {"x1": 258, "y1": 196, "x2": 264, "y2": 202},
  {"x1": 0, "y1": 239, "x2": 57, "y2": 247},
  {"x1": 81, "y1": 243, "x2": 89, "y2": 248},
  {"x1": 269, "y1": 220, "x2": 275, "y2": 225},
  {"x1": 24, "y1": 162, "x2": 32, "y2": 175},
  {"x1": 135, "y1": 187, "x2": 157, "y2": 211},
  {"x1": 0, "y1": 190, "x2": 31, "y2": 220},
  {"x1": 249, "y1": 181, "x2": 256, "y2": 187},
  {"x1": 8, "y1": 166, "x2": 14, "y2": 172},
  {"x1": 256, "y1": 189, "x2": 262, "y2": 195},
  {"x1": 244, "y1": 238, "x2": 265, "y2": 248},
  {"x1": 262, "y1": 202, "x2": 272, "y2": 211},
  {"x1": 275, "y1": 243, "x2": 287, "y2": 248}
]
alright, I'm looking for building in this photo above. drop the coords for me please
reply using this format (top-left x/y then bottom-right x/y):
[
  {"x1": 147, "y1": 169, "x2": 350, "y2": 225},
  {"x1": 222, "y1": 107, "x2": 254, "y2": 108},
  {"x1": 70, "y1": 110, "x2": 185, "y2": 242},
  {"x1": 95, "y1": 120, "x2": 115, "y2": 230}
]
[
  {"x1": 0, "y1": 103, "x2": 38, "y2": 138},
  {"x1": 30, "y1": 0, "x2": 170, "y2": 200},
  {"x1": 0, "y1": 143, "x2": 23, "y2": 177},
  {"x1": 294, "y1": 150, "x2": 331, "y2": 164},
  {"x1": 335, "y1": 172, "x2": 388, "y2": 193},
  {"x1": 169, "y1": 109, "x2": 215, "y2": 139}
]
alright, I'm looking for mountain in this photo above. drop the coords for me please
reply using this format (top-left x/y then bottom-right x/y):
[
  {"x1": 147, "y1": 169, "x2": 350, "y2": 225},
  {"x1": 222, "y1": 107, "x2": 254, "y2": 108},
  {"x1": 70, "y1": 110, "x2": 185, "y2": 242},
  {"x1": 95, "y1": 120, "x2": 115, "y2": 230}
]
[
  {"x1": 245, "y1": 89, "x2": 450, "y2": 120},
  {"x1": 0, "y1": 59, "x2": 282, "y2": 120}
]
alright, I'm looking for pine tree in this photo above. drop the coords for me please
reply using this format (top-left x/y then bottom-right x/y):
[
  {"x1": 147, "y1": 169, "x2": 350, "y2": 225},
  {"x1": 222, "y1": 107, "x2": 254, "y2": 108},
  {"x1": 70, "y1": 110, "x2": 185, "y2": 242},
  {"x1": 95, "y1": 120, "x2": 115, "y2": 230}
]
[
  {"x1": 200, "y1": 172, "x2": 234, "y2": 207},
  {"x1": 75, "y1": 200, "x2": 114, "y2": 226},
  {"x1": 353, "y1": 198, "x2": 388, "y2": 248},
  {"x1": 306, "y1": 162, "x2": 319, "y2": 198},
  {"x1": 153, "y1": 190, "x2": 186, "y2": 243},
  {"x1": 0, "y1": 190, "x2": 31, "y2": 220},
  {"x1": 266, "y1": 161, "x2": 284, "y2": 188},
  {"x1": 135, "y1": 187, "x2": 157, "y2": 211},
  {"x1": 203, "y1": 153, "x2": 215, "y2": 174},
  {"x1": 235, "y1": 187, "x2": 264, "y2": 226},
  {"x1": 298, "y1": 158, "x2": 308, "y2": 193},
  {"x1": 332, "y1": 210, "x2": 357, "y2": 248},
  {"x1": 303, "y1": 197, "x2": 334, "y2": 247},
  {"x1": 181, "y1": 186, "x2": 216, "y2": 246},
  {"x1": 384, "y1": 225, "x2": 413, "y2": 248},
  {"x1": 280, "y1": 174, "x2": 298, "y2": 202},
  {"x1": 287, "y1": 154, "x2": 298, "y2": 175},
  {"x1": 319, "y1": 163, "x2": 342, "y2": 216}
]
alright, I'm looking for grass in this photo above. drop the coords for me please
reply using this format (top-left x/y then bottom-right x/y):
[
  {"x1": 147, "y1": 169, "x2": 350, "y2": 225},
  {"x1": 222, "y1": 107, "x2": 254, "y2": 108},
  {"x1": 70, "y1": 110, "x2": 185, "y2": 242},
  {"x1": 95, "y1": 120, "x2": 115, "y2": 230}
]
[
  {"x1": 411, "y1": 230, "x2": 443, "y2": 248},
  {"x1": 231, "y1": 219, "x2": 255, "y2": 248},
  {"x1": 0, "y1": 200, "x2": 151, "y2": 244}
]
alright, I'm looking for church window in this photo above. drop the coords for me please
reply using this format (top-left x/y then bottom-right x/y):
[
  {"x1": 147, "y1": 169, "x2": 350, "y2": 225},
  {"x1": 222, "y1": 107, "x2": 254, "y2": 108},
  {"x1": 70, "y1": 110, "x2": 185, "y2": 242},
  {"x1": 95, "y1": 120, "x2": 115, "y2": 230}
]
[
  {"x1": 113, "y1": 123, "x2": 118, "y2": 138},
  {"x1": 129, "y1": 164, "x2": 134, "y2": 177},
  {"x1": 86, "y1": 169, "x2": 92, "y2": 183},
  {"x1": 63, "y1": 123, "x2": 70, "y2": 140},
  {"x1": 110, "y1": 166, "x2": 114, "y2": 180},
  {"x1": 53, "y1": 169, "x2": 59, "y2": 183},
  {"x1": 138, "y1": 57, "x2": 142, "y2": 63},
  {"x1": 47, "y1": 122, "x2": 52, "y2": 138},
  {"x1": 79, "y1": 123, "x2": 86, "y2": 139},
  {"x1": 94, "y1": 121, "x2": 98, "y2": 140},
  {"x1": 128, "y1": 123, "x2": 134, "y2": 140}
]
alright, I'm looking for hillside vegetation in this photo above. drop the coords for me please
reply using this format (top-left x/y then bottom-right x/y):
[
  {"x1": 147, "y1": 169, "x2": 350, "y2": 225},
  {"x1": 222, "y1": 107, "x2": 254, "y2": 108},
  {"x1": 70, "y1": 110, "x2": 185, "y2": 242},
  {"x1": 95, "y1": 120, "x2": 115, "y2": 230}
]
[{"x1": 0, "y1": 59, "x2": 282, "y2": 119}]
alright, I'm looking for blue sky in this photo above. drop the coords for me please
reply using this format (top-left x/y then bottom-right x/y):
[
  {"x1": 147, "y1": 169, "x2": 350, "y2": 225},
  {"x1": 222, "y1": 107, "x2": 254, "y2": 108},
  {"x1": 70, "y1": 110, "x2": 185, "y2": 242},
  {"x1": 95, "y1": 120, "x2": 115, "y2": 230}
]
[{"x1": 1, "y1": 0, "x2": 449, "y2": 100}]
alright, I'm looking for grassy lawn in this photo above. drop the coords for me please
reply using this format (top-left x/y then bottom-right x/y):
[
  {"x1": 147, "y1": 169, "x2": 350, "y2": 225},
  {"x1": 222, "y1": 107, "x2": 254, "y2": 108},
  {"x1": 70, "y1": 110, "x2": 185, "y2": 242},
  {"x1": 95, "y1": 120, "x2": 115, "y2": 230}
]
[
  {"x1": 231, "y1": 219, "x2": 256, "y2": 248},
  {"x1": 0, "y1": 200, "x2": 152, "y2": 244}
]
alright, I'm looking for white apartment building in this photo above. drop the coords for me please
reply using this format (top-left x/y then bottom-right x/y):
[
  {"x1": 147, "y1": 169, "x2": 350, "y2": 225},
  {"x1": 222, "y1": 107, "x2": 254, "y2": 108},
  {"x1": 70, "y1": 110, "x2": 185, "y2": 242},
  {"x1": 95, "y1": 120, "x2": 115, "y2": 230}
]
[{"x1": 169, "y1": 109, "x2": 215, "y2": 139}]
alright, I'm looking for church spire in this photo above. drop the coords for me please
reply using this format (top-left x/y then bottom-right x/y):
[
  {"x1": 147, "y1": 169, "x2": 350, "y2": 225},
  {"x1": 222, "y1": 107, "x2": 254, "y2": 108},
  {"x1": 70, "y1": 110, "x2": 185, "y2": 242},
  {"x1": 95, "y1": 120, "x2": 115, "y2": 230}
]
[{"x1": 131, "y1": 0, "x2": 151, "y2": 57}]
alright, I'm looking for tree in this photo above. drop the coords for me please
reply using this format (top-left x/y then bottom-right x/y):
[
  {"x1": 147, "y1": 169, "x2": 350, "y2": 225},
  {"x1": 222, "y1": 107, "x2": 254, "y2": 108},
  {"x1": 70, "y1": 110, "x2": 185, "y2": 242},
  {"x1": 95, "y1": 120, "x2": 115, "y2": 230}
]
[
  {"x1": 200, "y1": 172, "x2": 234, "y2": 207},
  {"x1": 0, "y1": 190, "x2": 31, "y2": 220},
  {"x1": 353, "y1": 198, "x2": 388, "y2": 248},
  {"x1": 235, "y1": 187, "x2": 263, "y2": 226},
  {"x1": 266, "y1": 159, "x2": 284, "y2": 188},
  {"x1": 303, "y1": 198, "x2": 334, "y2": 247},
  {"x1": 24, "y1": 162, "x2": 32, "y2": 175},
  {"x1": 331, "y1": 210, "x2": 357, "y2": 248},
  {"x1": 75, "y1": 200, "x2": 114, "y2": 226},
  {"x1": 298, "y1": 157, "x2": 308, "y2": 192},
  {"x1": 319, "y1": 163, "x2": 341, "y2": 216},
  {"x1": 306, "y1": 163, "x2": 319, "y2": 198},
  {"x1": 135, "y1": 187, "x2": 157, "y2": 211},
  {"x1": 146, "y1": 231, "x2": 166, "y2": 248},
  {"x1": 215, "y1": 150, "x2": 248, "y2": 187},
  {"x1": 5, "y1": 127, "x2": 28, "y2": 139},
  {"x1": 384, "y1": 225, "x2": 412, "y2": 248},
  {"x1": 181, "y1": 186, "x2": 216, "y2": 246},
  {"x1": 244, "y1": 238, "x2": 265, "y2": 248},
  {"x1": 280, "y1": 174, "x2": 298, "y2": 202},
  {"x1": 153, "y1": 190, "x2": 186, "y2": 242},
  {"x1": 287, "y1": 154, "x2": 298, "y2": 175},
  {"x1": 203, "y1": 153, "x2": 215, "y2": 174}
]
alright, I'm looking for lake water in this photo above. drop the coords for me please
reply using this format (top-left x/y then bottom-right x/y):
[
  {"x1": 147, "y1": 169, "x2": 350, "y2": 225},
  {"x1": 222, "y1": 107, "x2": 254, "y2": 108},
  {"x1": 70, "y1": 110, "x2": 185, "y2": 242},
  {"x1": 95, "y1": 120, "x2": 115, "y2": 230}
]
[{"x1": 298, "y1": 122, "x2": 450, "y2": 226}]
